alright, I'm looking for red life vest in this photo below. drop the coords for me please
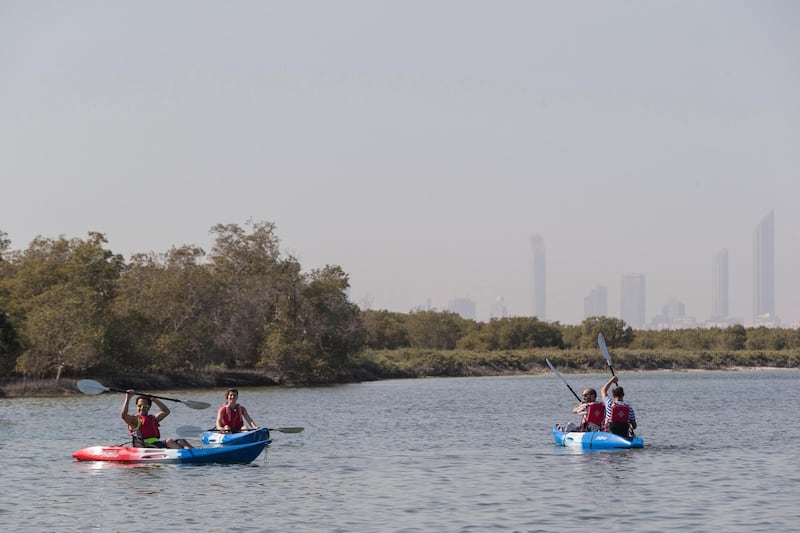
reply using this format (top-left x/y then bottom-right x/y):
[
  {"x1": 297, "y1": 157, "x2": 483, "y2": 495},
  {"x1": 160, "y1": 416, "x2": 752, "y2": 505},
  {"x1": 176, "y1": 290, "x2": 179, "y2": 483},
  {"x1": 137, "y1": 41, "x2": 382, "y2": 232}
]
[
  {"x1": 583, "y1": 402, "x2": 605, "y2": 427},
  {"x1": 220, "y1": 405, "x2": 243, "y2": 430},
  {"x1": 131, "y1": 414, "x2": 161, "y2": 443},
  {"x1": 605, "y1": 402, "x2": 630, "y2": 431}
]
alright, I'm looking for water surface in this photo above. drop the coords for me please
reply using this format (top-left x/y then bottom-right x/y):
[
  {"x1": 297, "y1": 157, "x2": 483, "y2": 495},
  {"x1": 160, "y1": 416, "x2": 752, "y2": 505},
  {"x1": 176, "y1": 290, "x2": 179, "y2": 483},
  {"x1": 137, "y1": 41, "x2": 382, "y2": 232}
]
[{"x1": 1, "y1": 370, "x2": 798, "y2": 531}]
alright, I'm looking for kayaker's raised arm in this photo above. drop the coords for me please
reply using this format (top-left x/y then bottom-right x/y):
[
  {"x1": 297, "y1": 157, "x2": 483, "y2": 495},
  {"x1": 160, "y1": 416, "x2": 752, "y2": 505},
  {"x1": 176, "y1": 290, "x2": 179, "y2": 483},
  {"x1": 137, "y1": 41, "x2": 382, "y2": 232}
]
[
  {"x1": 601, "y1": 375, "x2": 618, "y2": 400},
  {"x1": 120, "y1": 390, "x2": 138, "y2": 426},
  {"x1": 150, "y1": 397, "x2": 170, "y2": 423}
]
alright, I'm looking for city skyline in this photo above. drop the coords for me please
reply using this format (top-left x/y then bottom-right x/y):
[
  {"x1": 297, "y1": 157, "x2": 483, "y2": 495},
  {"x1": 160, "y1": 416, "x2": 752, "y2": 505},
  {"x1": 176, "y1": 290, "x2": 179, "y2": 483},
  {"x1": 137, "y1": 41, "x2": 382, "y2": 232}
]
[
  {"x1": 3, "y1": 3, "x2": 798, "y2": 329},
  {"x1": 439, "y1": 209, "x2": 785, "y2": 329}
]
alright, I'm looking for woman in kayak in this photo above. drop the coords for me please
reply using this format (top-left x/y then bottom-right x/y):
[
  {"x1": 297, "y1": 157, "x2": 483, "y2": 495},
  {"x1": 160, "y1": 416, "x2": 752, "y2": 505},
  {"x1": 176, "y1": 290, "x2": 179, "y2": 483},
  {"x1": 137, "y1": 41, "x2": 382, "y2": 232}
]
[
  {"x1": 121, "y1": 390, "x2": 193, "y2": 448},
  {"x1": 215, "y1": 388, "x2": 259, "y2": 433}
]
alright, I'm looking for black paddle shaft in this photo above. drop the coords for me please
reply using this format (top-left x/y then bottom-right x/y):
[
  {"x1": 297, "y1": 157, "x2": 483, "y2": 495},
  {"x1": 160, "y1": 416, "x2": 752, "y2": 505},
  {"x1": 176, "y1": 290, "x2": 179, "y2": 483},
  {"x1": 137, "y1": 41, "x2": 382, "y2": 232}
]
[{"x1": 107, "y1": 386, "x2": 185, "y2": 404}]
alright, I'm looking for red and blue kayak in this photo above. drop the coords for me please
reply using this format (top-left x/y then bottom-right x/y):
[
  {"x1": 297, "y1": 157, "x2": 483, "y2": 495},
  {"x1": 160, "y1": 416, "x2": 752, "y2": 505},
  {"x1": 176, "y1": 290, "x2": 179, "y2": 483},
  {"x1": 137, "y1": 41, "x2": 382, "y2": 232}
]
[
  {"x1": 72, "y1": 438, "x2": 270, "y2": 464},
  {"x1": 201, "y1": 428, "x2": 270, "y2": 445},
  {"x1": 552, "y1": 424, "x2": 643, "y2": 450}
]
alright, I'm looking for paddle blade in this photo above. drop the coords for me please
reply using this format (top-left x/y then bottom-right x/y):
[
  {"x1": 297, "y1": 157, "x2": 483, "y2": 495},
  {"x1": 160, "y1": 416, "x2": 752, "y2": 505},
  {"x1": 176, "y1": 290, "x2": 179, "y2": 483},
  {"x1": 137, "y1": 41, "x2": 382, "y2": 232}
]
[
  {"x1": 272, "y1": 427, "x2": 304, "y2": 434},
  {"x1": 598, "y1": 333, "x2": 611, "y2": 365},
  {"x1": 176, "y1": 425, "x2": 203, "y2": 437},
  {"x1": 181, "y1": 400, "x2": 211, "y2": 410},
  {"x1": 546, "y1": 358, "x2": 567, "y2": 385},
  {"x1": 77, "y1": 379, "x2": 109, "y2": 395}
]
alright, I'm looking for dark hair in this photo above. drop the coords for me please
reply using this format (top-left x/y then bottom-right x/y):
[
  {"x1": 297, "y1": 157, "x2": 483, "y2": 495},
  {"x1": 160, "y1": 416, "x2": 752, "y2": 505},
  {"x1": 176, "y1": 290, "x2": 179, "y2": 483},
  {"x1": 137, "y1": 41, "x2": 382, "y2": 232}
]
[
  {"x1": 136, "y1": 396, "x2": 152, "y2": 406},
  {"x1": 226, "y1": 389, "x2": 239, "y2": 397},
  {"x1": 612, "y1": 386, "x2": 624, "y2": 399}
]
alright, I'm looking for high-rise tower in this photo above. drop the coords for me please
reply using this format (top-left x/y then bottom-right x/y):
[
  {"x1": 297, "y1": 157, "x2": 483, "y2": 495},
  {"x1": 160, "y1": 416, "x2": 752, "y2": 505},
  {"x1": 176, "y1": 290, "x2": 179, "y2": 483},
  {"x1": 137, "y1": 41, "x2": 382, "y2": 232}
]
[
  {"x1": 584, "y1": 285, "x2": 608, "y2": 318},
  {"x1": 530, "y1": 235, "x2": 546, "y2": 319},
  {"x1": 621, "y1": 274, "x2": 646, "y2": 329},
  {"x1": 712, "y1": 248, "x2": 729, "y2": 320},
  {"x1": 753, "y1": 210, "x2": 775, "y2": 321}
]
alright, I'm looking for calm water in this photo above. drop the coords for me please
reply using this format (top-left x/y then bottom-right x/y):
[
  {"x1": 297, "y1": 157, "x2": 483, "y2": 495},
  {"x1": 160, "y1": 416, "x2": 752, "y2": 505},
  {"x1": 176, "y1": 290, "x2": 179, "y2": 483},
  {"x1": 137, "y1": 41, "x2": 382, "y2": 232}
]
[{"x1": 1, "y1": 370, "x2": 799, "y2": 532}]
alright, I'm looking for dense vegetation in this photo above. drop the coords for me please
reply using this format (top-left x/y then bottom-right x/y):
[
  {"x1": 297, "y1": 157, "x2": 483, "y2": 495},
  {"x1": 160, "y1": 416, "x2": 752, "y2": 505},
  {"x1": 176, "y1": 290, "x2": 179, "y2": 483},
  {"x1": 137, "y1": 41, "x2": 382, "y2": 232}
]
[{"x1": 1, "y1": 223, "x2": 799, "y2": 389}]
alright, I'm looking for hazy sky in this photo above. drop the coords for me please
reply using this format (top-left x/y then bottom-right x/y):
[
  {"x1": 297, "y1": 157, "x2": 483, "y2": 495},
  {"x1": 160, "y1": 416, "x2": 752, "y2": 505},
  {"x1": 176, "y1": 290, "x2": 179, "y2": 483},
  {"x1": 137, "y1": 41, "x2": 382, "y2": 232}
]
[{"x1": 2, "y1": 1, "x2": 799, "y2": 326}]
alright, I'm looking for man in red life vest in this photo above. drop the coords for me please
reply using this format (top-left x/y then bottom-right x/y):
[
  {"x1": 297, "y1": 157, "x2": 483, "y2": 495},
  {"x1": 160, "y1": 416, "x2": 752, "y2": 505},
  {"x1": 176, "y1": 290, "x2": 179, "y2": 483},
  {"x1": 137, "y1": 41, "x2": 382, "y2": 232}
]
[
  {"x1": 601, "y1": 375, "x2": 637, "y2": 438},
  {"x1": 121, "y1": 390, "x2": 193, "y2": 448},
  {"x1": 571, "y1": 388, "x2": 605, "y2": 432}
]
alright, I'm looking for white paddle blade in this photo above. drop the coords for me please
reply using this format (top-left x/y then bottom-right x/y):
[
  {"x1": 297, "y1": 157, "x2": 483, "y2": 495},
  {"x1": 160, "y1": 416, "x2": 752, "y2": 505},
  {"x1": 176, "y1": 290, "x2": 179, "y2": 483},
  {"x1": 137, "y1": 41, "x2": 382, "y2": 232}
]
[
  {"x1": 598, "y1": 333, "x2": 611, "y2": 364},
  {"x1": 76, "y1": 379, "x2": 109, "y2": 395},
  {"x1": 545, "y1": 358, "x2": 569, "y2": 386}
]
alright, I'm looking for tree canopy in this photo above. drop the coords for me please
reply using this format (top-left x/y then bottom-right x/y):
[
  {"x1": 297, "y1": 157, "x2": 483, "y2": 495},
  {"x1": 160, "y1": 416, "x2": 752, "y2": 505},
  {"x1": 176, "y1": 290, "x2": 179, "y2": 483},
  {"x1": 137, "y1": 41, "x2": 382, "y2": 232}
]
[{"x1": 1, "y1": 223, "x2": 798, "y2": 384}]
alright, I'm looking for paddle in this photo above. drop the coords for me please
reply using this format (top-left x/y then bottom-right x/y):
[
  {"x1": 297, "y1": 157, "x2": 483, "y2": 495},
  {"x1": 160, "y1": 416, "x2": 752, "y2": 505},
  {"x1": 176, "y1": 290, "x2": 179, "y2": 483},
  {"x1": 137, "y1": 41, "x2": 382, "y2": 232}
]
[
  {"x1": 76, "y1": 379, "x2": 211, "y2": 410},
  {"x1": 176, "y1": 425, "x2": 304, "y2": 437},
  {"x1": 597, "y1": 332, "x2": 616, "y2": 379},
  {"x1": 545, "y1": 358, "x2": 582, "y2": 403}
]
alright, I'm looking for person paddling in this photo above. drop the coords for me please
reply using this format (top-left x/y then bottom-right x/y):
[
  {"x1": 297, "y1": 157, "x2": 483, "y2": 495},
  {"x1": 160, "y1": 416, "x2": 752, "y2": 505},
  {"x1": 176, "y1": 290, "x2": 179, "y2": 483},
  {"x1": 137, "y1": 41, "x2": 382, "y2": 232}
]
[
  {"x1": 571, "y1": 388, "x2": 605, "y2": 432},
  {"x1": 121, "y1": 391, "x2": 193, "y2": 449},
  {"x1": 600, "y1": 376, "x2": 637, "y2": 438},
  {"x1": 215, "y1": 388, "x2": 259, "y2": 433}
]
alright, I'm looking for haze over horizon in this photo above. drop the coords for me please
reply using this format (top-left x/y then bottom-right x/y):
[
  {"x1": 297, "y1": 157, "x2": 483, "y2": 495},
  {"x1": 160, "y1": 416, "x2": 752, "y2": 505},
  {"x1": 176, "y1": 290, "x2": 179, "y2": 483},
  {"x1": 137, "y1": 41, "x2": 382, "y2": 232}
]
[{"x1": 2, "y1": 1, "x2": 798, "y2": 327}]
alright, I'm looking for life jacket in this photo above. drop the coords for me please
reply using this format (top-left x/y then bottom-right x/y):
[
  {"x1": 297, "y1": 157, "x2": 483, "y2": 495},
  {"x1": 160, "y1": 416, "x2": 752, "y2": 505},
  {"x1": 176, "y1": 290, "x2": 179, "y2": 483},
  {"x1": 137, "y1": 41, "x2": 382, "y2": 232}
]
[
  {"x1": 605, "y1": 402, "x2": 631, "y2": 436},
  {"x1": 583, "y1": 402, "x2": 605, "y2": 428},
  {"x1": 220, "y1": 405, "x2": 243, "y2": 431},
  {"x1": 131, "y1": 414, "x2": 161, "y2": 445}
]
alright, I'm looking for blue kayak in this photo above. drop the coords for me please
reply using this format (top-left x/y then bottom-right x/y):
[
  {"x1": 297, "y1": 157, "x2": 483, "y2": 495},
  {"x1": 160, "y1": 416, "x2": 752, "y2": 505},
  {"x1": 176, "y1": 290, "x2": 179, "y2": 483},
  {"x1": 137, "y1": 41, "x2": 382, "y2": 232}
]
[
  {"x1": 73, "y1": 438, "x2": 271, "y2": 464},
  {"x1": 202, "y1": 428, "x2": 270, "y2": 445},
  {"x1": 552, "y1": 424, "x2": 643, "y2": 449}
]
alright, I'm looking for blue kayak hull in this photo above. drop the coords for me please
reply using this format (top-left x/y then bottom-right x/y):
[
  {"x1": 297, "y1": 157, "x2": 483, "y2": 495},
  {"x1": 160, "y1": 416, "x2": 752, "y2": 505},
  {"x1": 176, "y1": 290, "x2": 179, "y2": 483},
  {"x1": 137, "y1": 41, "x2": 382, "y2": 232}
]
[
  {"x1": 73, "y1": 438, "x2": 271, "y2": 464},
  {"x1": 202, "y1": 428, "x2": 270, "y2": 445},
  {"x1": 552, "y1": 424, "x2": 643, "y2": 449}
]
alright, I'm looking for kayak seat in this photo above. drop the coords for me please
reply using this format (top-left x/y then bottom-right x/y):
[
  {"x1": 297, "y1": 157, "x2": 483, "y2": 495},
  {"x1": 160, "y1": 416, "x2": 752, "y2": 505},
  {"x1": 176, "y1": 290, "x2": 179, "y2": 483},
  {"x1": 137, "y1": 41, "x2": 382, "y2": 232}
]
[{"x1": 131, "y1": 436, "x2": 165, "y2": 448}]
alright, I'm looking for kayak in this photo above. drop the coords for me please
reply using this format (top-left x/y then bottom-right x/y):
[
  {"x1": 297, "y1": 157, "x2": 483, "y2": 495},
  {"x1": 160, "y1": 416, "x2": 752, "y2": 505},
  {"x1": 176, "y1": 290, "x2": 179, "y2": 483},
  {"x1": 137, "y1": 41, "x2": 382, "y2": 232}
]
[
  {"x1": 72, "y1": 438, "x2": 270, "y2": 464},
  {"x1": 552, "y1": 424, "x2": 644, "y2": 449},
  {"x1": 202, "y1": 428, "x2": 270, "y2": 445}
]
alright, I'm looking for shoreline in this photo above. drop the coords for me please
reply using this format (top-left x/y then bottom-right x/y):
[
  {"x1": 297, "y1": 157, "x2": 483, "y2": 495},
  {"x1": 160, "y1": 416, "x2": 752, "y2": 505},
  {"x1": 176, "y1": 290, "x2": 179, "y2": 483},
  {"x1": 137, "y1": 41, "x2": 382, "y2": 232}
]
[{"x1": 1, "y1": 365, "x2": 796, "y2": 398}]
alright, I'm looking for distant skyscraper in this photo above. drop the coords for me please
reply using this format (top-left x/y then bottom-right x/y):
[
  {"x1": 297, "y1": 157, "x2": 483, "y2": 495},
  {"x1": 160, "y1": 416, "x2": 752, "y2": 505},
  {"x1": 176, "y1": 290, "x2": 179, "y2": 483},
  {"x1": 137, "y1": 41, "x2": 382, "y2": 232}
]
[
  {"x1": 712, "y1": 248, "x2": 729, "y2": 320},
  {"x1": 753, "y1": 210, "x2": 775, "y2": 321},
  {"x1": 489, "y1": 296, "x2": 508, "y2": 319},
  {"x1": 583, "y1": 285, "x2": 608, "y2": 318},
  {"x1": 621, "y1": 274, "x2": 646, "y2": 329},
  {"x1": 666, "y1": 297, "x2": 685, "y2": 320},
  {"x1": 448, "y1": 297, "x2": 476, "y2": 320},
  {"x1": 530, "y1": 235, "x2": 546, "y2": 319}
]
